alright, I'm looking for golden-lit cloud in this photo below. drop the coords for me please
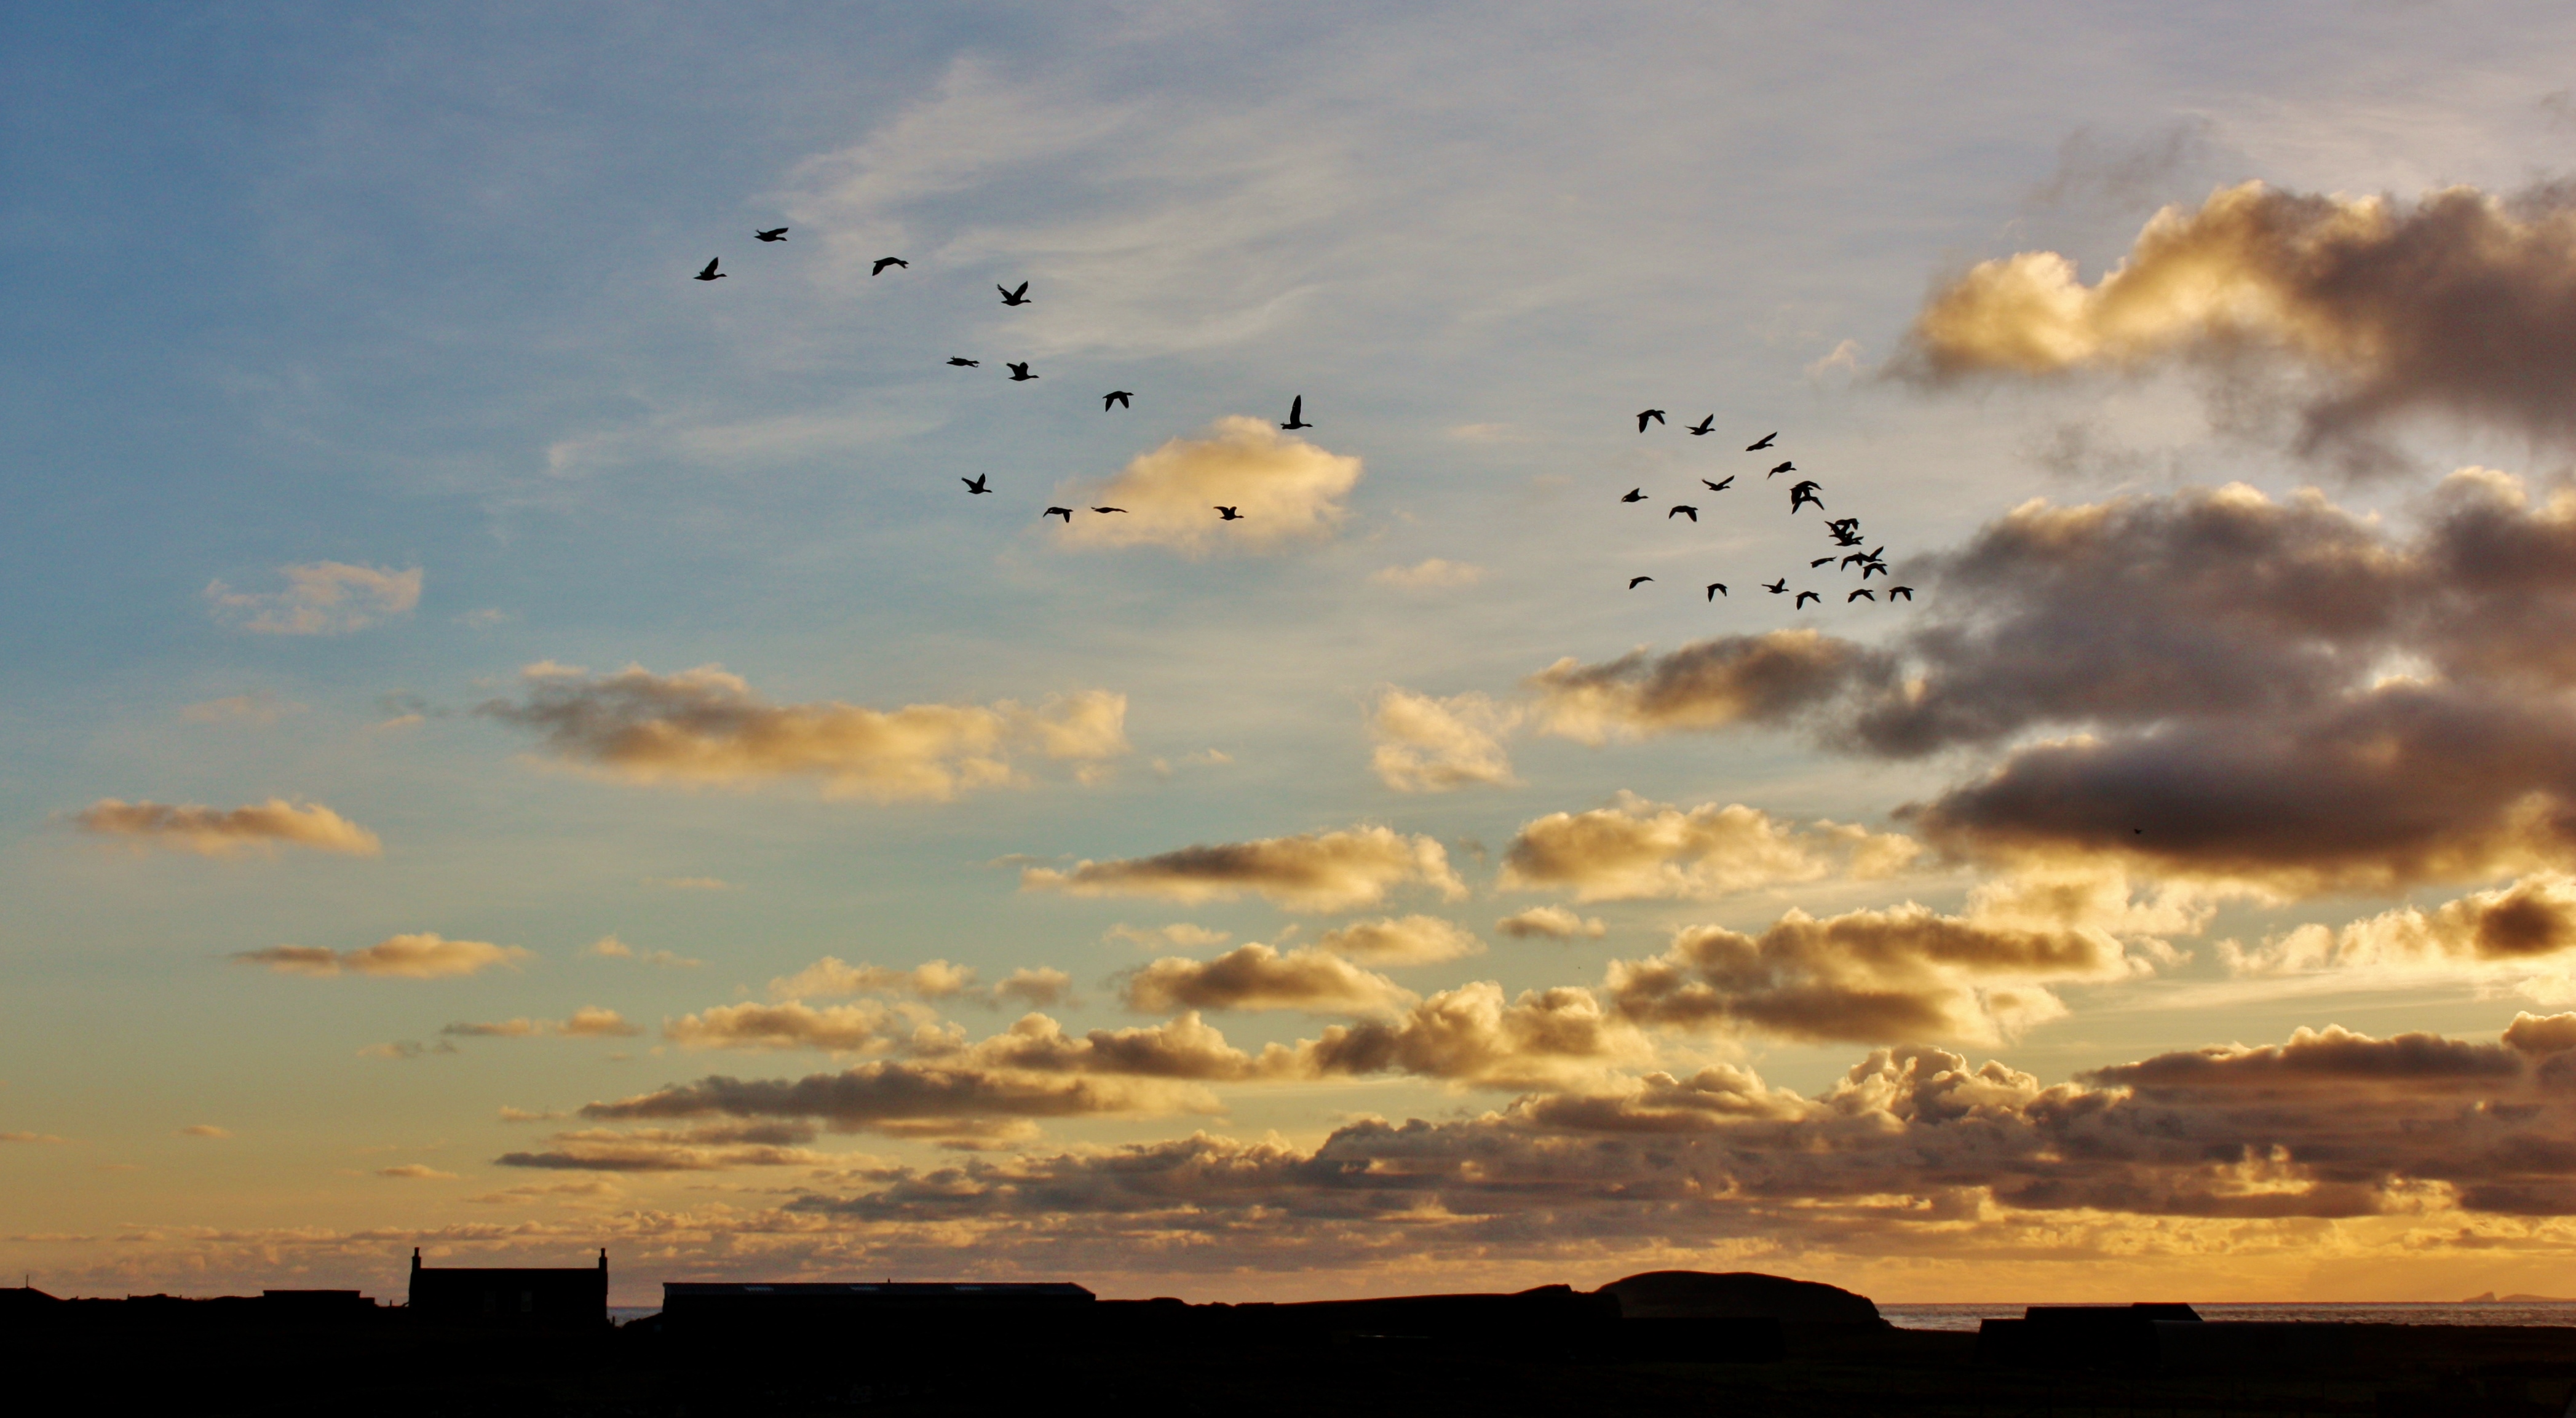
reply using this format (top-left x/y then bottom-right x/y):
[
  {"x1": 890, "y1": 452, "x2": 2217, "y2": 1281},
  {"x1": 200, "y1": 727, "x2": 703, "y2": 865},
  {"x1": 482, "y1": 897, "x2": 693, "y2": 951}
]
[
  {"x1": 665, "y1": 999, "x2": 928, "y2": 1054},
  {"x1": 1500, "y1": 793, "x2": 1919, "y2": 903},
  {"x1": 1368, "y1": 688, "x2": 1520, "y2": 792},
  {"x1": 580, "y1": 1060, "x2": 1215, "y2": 1134},
  {"x1": 1526, "y1": 631, "x2": 1890, "y2": 744},
  {"x1": 1120, "y1": 943, "x2": 1417, "y2": 1015},
  {"x1": 1495, "y1": 906, "x2": 1607, "y2": 941},
  {"x1": 442, "y1": 1007, "x2": 641, "y2": 1040},
  {"x1": 1053, "y1": 418, "x2": 1361, "y2": 556},
  {"x1": 1371, "y1": 558, "x2": 1486, "y2": 590},
  {"x1": 495, "y1": 1122, "x2": 838, "y2": 1172},
  {"x1": 232, "y1": 933, "x2": 530, "y2": 979},
  {"x1": 73, "y1": 798, "x2": 381, "y2": 859},
  {"x1": 1312, "y1": 914, "x2": 1483, "y2": 965},
  {"x1": 2227, "y1": 874, "x2": 2576, "y2": 978},
  {"x1": 203, "y1": 561, "x2": 422, "y2": 635},
  {"x1": 375, "y1": 1163, "x2": 459, "y2": 1180},
  {"x1": 1104, "y1": 922, "x2": 1232, "y2": 949},
  {"x1": 767, "y1": 957, "x2": 980, "y2": 1001},
  {"x1": 1023, "y1": 825, "x2": 1467, "y2": 913},
  {"x1": 1296, "y1": 981, "x2": 1651, "y2": 1090},
  {"x1": 176, "y1": 1125, "x2": 231, "y2": 1139},
  {"x1": 585, "y1": 935, "x2": 702, "y2": 968},
  {"x1": 478, "y1": 663, "x2": 1127, "y2": 803},
  {"x1": 1, "y1": 1131, "x2": 68, "y2": 1144}
]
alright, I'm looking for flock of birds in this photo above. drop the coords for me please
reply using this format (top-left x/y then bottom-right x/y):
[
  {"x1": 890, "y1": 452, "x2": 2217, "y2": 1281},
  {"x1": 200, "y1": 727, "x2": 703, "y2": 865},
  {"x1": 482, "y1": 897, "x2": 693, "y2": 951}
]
[
  {"x1": 697, "y1": 232, "x2": 1912, "y2": 607},
  {"x1": 1619, "y1": 413, "x2": 1912, "y2": 608}
]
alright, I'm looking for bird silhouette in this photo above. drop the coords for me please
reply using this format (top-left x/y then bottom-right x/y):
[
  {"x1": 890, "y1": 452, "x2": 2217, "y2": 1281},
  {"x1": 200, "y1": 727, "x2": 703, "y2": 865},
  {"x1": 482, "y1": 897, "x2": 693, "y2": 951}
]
[
  {"x1": 1811, "y1": 557, "x2": 1838, "y2": 568},
  {"x1": 1636, "y1": 409, "x2": 1666, "y2": 432},
  {"x1": 756, "y1": 228, "x2": 790, "y2": 242},
  {"x1": 1764, "y1": 578, "x2": 1789, "y2": 594},
  {"x1": 998, "y1": 281, "x2": 1032, "y2": 306},
  {"x1": 1788, "y1": 481, "x2": 1824, "y2": 513},
  {"x1": 1043, "y1": 507, "x2": 1073, "y2": 523},
  {"x1": 1280, "y1": 395, "x2": 1310, "y2": 430},
  {"x1": 946, "y1": 357, "x2": 980, "y2": 367},
  {"x1": 1888, "y1": 585, "x2": 1914, "y2": 601},
  {"x1": 1768, "y1": 461, "x2": 1796, "y2": 478},
  {"x1": 1832, "y1": 528, "x2": 1866, "y2": 547},
  {"x1": 694, "y1": 258, "x2": 725, "y2": 282},
  {"x1": 1090, "y1": 506, "x2": 1127, "y2": 514},
  {"x1": 1215, "y1": 505, "x2": 1243, "y2": 520},
  {"x1": 1668, "y1": 505, "x2": 1698, "y2": 522},
  {"x1": 1686, "y1": 415, "x2": 1716, "y2": 436},
  {"x1": 1840, "y1": 551, "x2": 1872, "y2": 570},
  {"x1": 1103, "y1": 390, "x2": 1133, "y2": 410},
  {"x1": 1705, "y1": 582, "x2": 1728, "y2": 600},
  {"x1": 1826, "y1": 518, "x2": 1861, "y2": 536},
  {"x1": 1849, "y1": 588, "x2": 1876, "y2": 603},
  {"x1": 1861, "y1": 561, "x2": 1890, "y2": 580},
  {"x1": 1794, "y1": 590, "x2": 1820, "y2": 608},
  {"x1": 1703, "y1": 476, "x2": 1735, "y2": 492},
  {"x1": 1629, "y1": 576, "x2": 1654, "y2": 588},
  {"x1": 962, "y1": 475, "x2": 991, "y2": 494},
  {"x1": 1746, "y1": 432, "x2": 1778, "y2": 451},
  {"x1": 1620, "y1": 488, "x2": 1647, "y2": 503},
  {"x1": 872, "y1": 256, "x2": 908, "y2": 274},
  {"x1": 1007, "y1": 362, "x2": 1037, "y2": 381}
]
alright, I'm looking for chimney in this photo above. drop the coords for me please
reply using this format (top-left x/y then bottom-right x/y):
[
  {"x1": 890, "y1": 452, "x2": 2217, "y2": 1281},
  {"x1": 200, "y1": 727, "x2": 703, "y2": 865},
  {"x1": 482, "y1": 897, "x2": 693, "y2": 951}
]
[
  {"x1": 410, "y1": 1247, "x2": 422, "y2": 1273},
  {"x1": 598, "y1": 1248, "x2": 608, "y2": 1272}
]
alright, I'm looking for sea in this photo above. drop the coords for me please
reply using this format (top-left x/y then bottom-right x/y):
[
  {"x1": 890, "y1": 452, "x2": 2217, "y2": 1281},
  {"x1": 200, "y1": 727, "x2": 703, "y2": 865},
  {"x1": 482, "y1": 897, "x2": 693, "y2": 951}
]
[{"x1": 1882, "y1": 1301, "x2": 2576, "y2": 1332}]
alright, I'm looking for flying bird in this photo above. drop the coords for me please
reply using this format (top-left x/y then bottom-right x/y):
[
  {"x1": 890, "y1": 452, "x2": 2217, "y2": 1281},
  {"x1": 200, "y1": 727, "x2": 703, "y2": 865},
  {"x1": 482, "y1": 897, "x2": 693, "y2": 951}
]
[
  {"x1": 1215, "y1": 505, "x2": 1243, "y2": 520},
  {"x1": 1090, "y1": 506, "x2": 1127, "y2": 514},
  {"x1": 1103, "y1": 390, "x2": 1133, "y2": 410},
  {"x1": 1686, "y1": 416, "x2": 1716, "y2": 436},
  {"x1": 1746, "y1": 432, "x2": 1778, "y2": 451},
  {"x1": 872, "y1": 256, "x2": 908, "y2": 274},
  {"x1": 962, "y1": 475, "x2": 991, "y2": 494},
  {"x1": 1763, "y1": 578, "x2": 1789, "y2": 594},
  {"x1": 1788, "y1": 481, "x2": 1825, "y2": 513},
  {"x1": 1668, "y1": 505, "x2": 1698, "y2": 521},
  {"x1": 1849, "y1": 588, "x2": 1876, "y2": 603},
  {"x1": 1768, "y1": 461, "x2": 1796, "y2": 478},
  {"x1": 1280, "y1": 395, "x2": 1310, "y2": 430},
  {"x1": 1007, "y1": 362, "x2": 1037, "y2": 381},
  {"x1": 1620, "y1": 488, "x2": 1647, "y2": 503},
  {"x1": 1628, "y1": 576, "x2": 1654, "y2": 588},
  {"x1": 1043, "y1": 507, "x2": 1073, "y2": 523},
  {"x1": 1840, "y1": 551, "x2": 1873, "y2": 570},
  {"x1": 1702, "y1": 476, "x2": 1735, "y2": 492},
  {"x1": 1861, "y1": 561, "x2": 1890, "y2": 580},
  {"x1": 1826, "y1": 518, "x2": 1861, "y2": 535},
  {"x1": 693, "y1": 258, "x2": 725, "y2": 282},
  {"x1": 1794, "y1": 590, "x2": 1820, "y2": 608},
  {"x1": 946, "y1": 357, "x2": 980, "y2": 367},
  {"x1": 756, "y1": 228, "x2": 789, "y2": 242},
  {"x1": 1705, "y1": 583, "x2": 1728, "y2": 600},
  {"x1": 1811, "y1": 557, "x2": 1838, "y2": 568},
  {"x1": 998, "y1": 281, "x2": 1032, "y2": 306},
  {"x1": 1888, "y1": 585, "x2": 1914, "y2": 601},
  {"x1": 1636, "y1": 409, "x2": 1666, "y2": 432}
]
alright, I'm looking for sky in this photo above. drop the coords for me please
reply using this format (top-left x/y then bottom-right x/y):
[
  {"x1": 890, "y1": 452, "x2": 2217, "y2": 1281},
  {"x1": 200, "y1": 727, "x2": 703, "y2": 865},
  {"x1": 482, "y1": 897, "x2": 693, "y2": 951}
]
[{"x1": 9, "y1": 0, "x2": 2576, "y2": 1305}]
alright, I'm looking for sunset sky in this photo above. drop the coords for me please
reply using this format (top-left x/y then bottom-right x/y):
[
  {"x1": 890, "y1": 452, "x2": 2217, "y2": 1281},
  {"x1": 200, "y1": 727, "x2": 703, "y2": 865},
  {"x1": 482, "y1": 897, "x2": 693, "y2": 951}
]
[{"x1": 13, "y1": 1, "x2": 2576, "y2": 1305}]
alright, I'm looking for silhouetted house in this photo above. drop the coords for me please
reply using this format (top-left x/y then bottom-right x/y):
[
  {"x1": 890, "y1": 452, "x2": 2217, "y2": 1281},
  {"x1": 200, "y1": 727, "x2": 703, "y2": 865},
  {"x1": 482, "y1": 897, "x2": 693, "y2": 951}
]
[{"x1": 407, "y1": 1248, "x2": 608, "y2": 1328}]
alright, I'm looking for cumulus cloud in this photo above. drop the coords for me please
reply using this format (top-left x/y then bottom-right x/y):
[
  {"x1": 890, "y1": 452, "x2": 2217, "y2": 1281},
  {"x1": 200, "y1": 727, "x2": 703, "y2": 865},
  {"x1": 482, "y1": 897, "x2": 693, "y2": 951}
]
[
  {"x1": 1120, "y1": 943, "x2": 1417, "y2": 1016},
  {"x1": 232, "y1": 934, "x2": 529, "y2": 980},
  {"x1": 1051, "y1": 419, "x2": 1361, "y2": 557},
  {"x1": 1312, "y1": 915, "x2": 1483, "y2": 965},
  {"x1": 478, "y1": 664, "x2": 1128, "y2": 803},
  {"x1": 442, "y1": 1007, "x2": 641, "y2": 1040},
  {"x1": 1371, "y1": 558, "x2": 1485, "y2": 589},
  {"x1": 1499, "y1": 794, "x2": 1919, "y2": 903},
  {"x1": 1898, "y1": 181, "x2": 2576, "y2": 454},
  {"x1": 991, "y1": 967, "x2": 1075, "y2": 1008},
  {"x1": 585, "y1": 935, "x2": 702, "y2": 968},
  {"x1": 74, "y1": 798, "x2": 381, "y2": 859},
  {"x1": 580, "y1": 1061, "x2": 1212, "y2": 1135},
  {"x1": 2227, "y1": 874, "x2": 2576, "y2": 979},
  {"x1": 1022, "y1": 825, "x2": 1467, "y2": 913},
  {"x1": 1496, "y1": 906, "x2": 1607, "y2": 941},
  {"x1": 767, "y1": 957, "x2": 980, "y2": 1002},
  {"x1": 496, "y1": 1122, "x2": 839, "y2": 1172},
  {"x1": 1104, "y1": 923, "x2": 1232, "y2": 949},
  {"x1": 204, "y1": 562, "x2": 421, "y2": 635},
  {"x1": 1527, "y1": 632, "x2": 1893, "y2": 745},
  {"x1": 665, "y1": 999, "x2": 932, "y2": 1055},
  {"x1": 1368, "y1": 688, "x2": 1520, "y2": 792}
]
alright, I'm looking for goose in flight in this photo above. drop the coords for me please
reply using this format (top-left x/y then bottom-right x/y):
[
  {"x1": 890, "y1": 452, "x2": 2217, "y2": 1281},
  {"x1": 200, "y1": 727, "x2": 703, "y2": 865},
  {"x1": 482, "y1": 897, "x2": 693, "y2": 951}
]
[
  {"x1": 1788, "y1": 481, "x2": 1825, "y2": 513},
  {"x1": 998, "y1": 281, "x2": 1032, "y2": 306},
  {"x1": 1826, "y1": 517, "x2": 1861, "y2": 536},
  {"x1": 1007, "y1": 362, "x2": 1037, "y2": 381},
  {"x1": 693, "y1": 258, "x2": 725, "y2": 282},
  {"x1": 1215, "y1": 505, "x2": 1243, "y2": 520},
  {"x1": 1811, "y1": 557, "x2": 1838, "y2": 568},
  {"x1": 1888, "y1": 585, "x2": 1914, "y2": 601},
  {"x1": 1746, "y1": 432, "x2": 1778, "y2": 451},
  {"x1": 1280, "y1": 395, "x2": 1310, "y2": 430},
  {"x1": 1705, "y1": 582, "x2": 1728, "y2": 600},
  {"x1": 1636, "y1": 409, "x2": 1666, "y2": 432},
  {"x1": 947, "y1": 357, "x2": 980, "y2": 367},
  {"x1": 1763, "y1": 578, "x2": 1789, "y2": 594},
  {"x1": 873, "y1": 256, "x2": 908, "y2": 274},
  {"x1": 1620, "y1": 488, "x2": 1647, "y2": 503},
  {"x1": 1103, "y1": 390, "x2": 1133, "y2": 410},
  {"x1": 1702, "y1": 476, "x2": 1735, "y2": 492},
  {"x1": 962, "y1": 475, "x2": 991, "y2": 495},
  {"x1": 1628, "y1": 576, "x2": 1654, "y2": 588},
  {"x1": 1090, "y1": 506, "x2": 1127, "y2": 514},
  {"x1": 1686, "y1": 415, "x2": 1716, "y2": 436},
  {"x1": 1768, "y1": 461, "x2": 1796, "y2": 478},
  {"x1": 1839, "y1": 551, "x2": 1873, "y2": 571},
  {"x1": 756, "y1": 228, "x2": 790, "y2": 242},
  {"x1": 1848, "y1": 588, "x2": 1876, "y2": 603},
  {"x1": 1668, "y1": 505, "x2": 1698, "y2": 522},
  {"x1": 1832, "y1": 528, "x2": 1866, "y2": 547},
  {"x1": 1043, "y1": 507, "x2": 1073, "y2": 523},
  {"x1": 1861, "y1": 560, "x2": 1890, "y2": 580},
  {"x1": 1794, "y1": 590, "x2": 1820, "y2": 608}
]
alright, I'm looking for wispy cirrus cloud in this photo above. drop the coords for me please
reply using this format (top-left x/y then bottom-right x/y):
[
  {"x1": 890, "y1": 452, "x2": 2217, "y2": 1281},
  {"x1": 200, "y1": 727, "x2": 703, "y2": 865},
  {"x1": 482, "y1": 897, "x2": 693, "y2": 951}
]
[
  {"x1": 203, "y1": 562, "x2": 421, "y2": 635},
  {"x1": 74, "y1": 798, "x2": 381, "y2": 859},
  {"x1": 1023, "y1": 825, "x2": 1467, "y2": 913},
  {"x1": 232, "y1": 934, "x2": 529, "y2": 979}
]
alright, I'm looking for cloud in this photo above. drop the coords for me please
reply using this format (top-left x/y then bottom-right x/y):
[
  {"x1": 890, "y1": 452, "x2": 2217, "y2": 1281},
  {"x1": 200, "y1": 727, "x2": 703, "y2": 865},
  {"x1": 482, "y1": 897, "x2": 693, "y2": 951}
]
[
  {"x1": 1368, "y1": 688, "x2": 1520, "y2": 792},
  {"x1": 180, "y1": 692, "x2": 301, "y2": 726},
  {"x1": 478, "y1": 664, "x2": 1127, "y2": 803},
  {"x1": 665, "y1": 999, "x2": 930, "y2": 1055},
  {"x1": 204, "y1": 562, "x2": 421, "y2": 635},
  {"x1": 991, "y1": 968, "x2": 1075, "y2": 1009},
  {"x1": 1, "y1": 1132, "x2": 68, "y2": 1144},
  {"x1": 767, "y1": 957, "x2": 980, "y2": 1002},
  {"x1": 1499, "y1": 794, "x2": 1920, "y2": 903},
  {"x1": 495, "y1": 1122, "x2": 838, "y2": 1173},
  {"x1": 357, "y1": 1040, "x2": 460, "y2": 1060},
  {"x1": 177, "y1": 1125, "x2": 231, "y2": 1139},
  {"x1": 442, "y1": 1007, "x2": 641, "y2": 1040},
  {"x1": 579, "y1": 1061, "x2": 1212, "y2": 1135},
  {"x1": 1526, "y1": 632, "x2": 1893, "y2": 745},
  {"x1": 1896, "y1": 181, "x2": 2576, "y2": 455},
  {"x1": 2227, "y1": 874, "x2": 2576, "y2": 978},
  {"x1": 232, "y1": 934, "x2": 530, "y2": 980},
  {"x1": 585, "y1": 936, "x2": 703, "y2": 968},
  {"x1": 1294, "y1": 981, "x2": 1652, "y2": 1090},
  {"x1": 1105, "y1": 923, "x2": 1232, "y2": 949},
  {"x1": 1120, "y1": 943, "x2": 1417, "y2": 1016},
  {"x1": 73, "y1": 798, "x2": 381, "y2": 859},
  {"x1": 1496, "y1": 906, "x2": 1607, "y2": 941},
  {"x1": 1052, "y1": 418, "x2": 1362, "y2": 556},
  {"x1": 1312, "y1": 915, "x2": 1483, "y2": 965},
  {"x1": 1803, "y1": 338, "x2": 1864, "y2": 378},
  {"x1": 643, "y1": 875, "x2": 738, "y2": 892},
  {"x1": 375, "y1": 1164, "x2": 458, "y2": 1180},
  {"x1": 1022, "y1": 825, "x2": 1467, "y2": 913},
  {"x1": 1371, "y1": 559, "x2": 1486, "y2": 589}
]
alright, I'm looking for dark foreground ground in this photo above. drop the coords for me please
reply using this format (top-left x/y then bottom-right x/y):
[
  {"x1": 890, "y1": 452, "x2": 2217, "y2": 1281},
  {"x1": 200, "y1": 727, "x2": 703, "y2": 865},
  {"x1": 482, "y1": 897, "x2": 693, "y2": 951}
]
[{"x1": 11, "y1": 1318, "x2": 2576, "y2": 1416}]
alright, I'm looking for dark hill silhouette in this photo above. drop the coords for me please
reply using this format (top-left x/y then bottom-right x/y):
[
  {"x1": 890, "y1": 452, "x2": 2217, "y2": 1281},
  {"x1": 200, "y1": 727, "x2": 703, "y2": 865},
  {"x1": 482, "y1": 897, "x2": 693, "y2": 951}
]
[{"x1": 1596, "y1": 1270, "x2": 1882, "y2": 1324}]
